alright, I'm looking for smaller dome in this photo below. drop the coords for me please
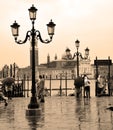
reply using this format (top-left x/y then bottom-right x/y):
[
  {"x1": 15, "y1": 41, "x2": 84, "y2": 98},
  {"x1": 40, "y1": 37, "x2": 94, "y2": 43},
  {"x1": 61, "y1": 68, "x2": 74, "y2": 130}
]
[{"x1": 65, "y1": 48, "x2": 71, "y2": 52}]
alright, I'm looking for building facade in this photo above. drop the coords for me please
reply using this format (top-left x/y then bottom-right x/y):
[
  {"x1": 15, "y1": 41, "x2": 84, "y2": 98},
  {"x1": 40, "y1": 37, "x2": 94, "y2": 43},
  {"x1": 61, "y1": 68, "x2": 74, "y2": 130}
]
[
  {"x1": 38, "y1": 48, "x2": 94, "y2": 79},
  {"x1": 1, "y1": 47, "x2": 113, "y2": 80}
]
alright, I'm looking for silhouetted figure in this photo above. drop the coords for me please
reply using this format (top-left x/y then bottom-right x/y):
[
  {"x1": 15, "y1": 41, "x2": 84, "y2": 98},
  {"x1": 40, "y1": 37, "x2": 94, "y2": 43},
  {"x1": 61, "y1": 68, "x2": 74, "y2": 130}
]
[
  {"x1": 97, "y1": 75, "x2": 106, "y2": 96},
  {"x1": 38, "y1": 75, "x2": 45, "y2": 102},
  {"x1": 74, "y1": 76, "x2": 84, "y2": 98},
  {"x1": 0, "y1": 85, "x2": 8, "y2": 106},
  {"x1": 84, "y1": 75, "x2": 90, "y2": 98},
  {"x1": 5, "y1": 84, "x2": 13, "y2": 100}
]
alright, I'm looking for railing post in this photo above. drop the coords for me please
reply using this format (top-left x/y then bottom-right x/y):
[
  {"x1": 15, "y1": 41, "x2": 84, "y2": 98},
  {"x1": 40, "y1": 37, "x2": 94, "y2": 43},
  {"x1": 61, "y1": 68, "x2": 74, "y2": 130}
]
[
  {"x1": 23, "y1": 74, "x2": 26, "y2": 97},
  {"x1": 65, "y1": 72, "x2": 67, "y2": 96},
  {"x1": 95, "y1": 57, "x2": 98, "y2": 96},
  {"x1": 108, "y1": 56, "x2": 111, "y2": 96},
  {"x1": 21, "y1": 80, "x2": 24, "y2": 97},
  {"x1": 50, "y1": 75, "x2": 52, "y2": 96},
  {"x1": 60, "y1": 74, "x2": 62, "y2": 96},
  {"x1": 27, "y1": 76, "x2": 29, "y2": 97}
]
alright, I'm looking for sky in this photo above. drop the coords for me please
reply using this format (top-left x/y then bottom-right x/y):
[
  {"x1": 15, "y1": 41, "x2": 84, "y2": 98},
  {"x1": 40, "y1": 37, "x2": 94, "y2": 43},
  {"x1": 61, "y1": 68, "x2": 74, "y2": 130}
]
[{"x1": 0, "y1": 0, "x2": 113, "y2": 69}]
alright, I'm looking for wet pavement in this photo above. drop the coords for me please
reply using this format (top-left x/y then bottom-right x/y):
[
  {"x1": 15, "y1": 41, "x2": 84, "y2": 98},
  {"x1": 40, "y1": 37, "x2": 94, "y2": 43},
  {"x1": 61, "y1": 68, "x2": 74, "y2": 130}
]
[{"x1": 0, "y1": 96, "x2": 113, "y2": 130}]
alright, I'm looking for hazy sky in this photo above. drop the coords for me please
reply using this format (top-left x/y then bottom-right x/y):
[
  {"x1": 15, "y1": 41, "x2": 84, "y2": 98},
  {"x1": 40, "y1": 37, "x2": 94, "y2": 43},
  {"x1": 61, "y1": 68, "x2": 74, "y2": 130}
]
[{"x1": 0, "y1": 0, "x2": 113, "y2": 69}]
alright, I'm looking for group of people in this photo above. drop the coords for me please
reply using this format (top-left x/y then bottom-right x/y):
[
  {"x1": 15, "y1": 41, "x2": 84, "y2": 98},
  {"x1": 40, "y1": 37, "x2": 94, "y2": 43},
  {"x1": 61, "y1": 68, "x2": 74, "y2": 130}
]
[
  {"x1": 74, "y1": 74, "x2": 112, "y2": 98},
  {"x1": 74, "y1": 75, "x2": 91, "y2": 98},
  {"x1": 0, "y1": 74, "x2": 46, "y2": 107}
]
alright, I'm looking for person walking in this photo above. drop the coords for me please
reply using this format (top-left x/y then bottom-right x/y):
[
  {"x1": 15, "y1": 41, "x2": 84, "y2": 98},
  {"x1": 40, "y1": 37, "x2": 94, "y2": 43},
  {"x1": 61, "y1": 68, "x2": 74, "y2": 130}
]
[
  {"x1": 36, "y1": 79, "x2": 40, "y2": 97},
  {"x1": 74, "y1": 76, "x2": 84, "y2": 98},
  {"x1": 97, "y1": 75, "x2": 106, "y2": 96},
  {"x1": 5, "y1": 84, "x2": 13, "y2": 100},
  {"x1": 38, "y1": 75, "x2": 45, "y2": 102},
  {"x1": 84, "y1": 75, "x2": 90, "y2": 98},
  {"x1": 0, "y1": 85, "x2": 8, "y2": 106}
]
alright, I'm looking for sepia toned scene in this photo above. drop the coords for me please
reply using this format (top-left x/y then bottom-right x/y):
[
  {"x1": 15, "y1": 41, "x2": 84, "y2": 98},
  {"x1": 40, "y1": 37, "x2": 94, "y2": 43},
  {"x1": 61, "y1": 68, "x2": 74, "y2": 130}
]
[{"x1": 0, "y1": 0, "x2": 113, "y2": 130}]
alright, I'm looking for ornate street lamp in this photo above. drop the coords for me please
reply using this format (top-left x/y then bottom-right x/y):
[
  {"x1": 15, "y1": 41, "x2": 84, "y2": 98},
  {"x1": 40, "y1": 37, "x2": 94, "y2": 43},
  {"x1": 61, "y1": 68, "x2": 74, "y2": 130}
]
[
  {"x1": 73, "y1": 39, "x2": 89, "y2": 77},
  {"x1": 85, "y1": 47, "x2": 90, "y2": 58},
  {"x1": 28, "y1": 4, "x2": 37, "y2": 21},
  {"x1": 11, "y1": 21, "x2": 20, "y2": 38},
  {"x1": 75, "y1": 39, "x2": 80, "y2": 49},
  {"x1": 11, "y1": 5, "x2": 56, "y2": 113},
  {"x1": 73, "y1": 40, "x2": 89, "y2": 98}
]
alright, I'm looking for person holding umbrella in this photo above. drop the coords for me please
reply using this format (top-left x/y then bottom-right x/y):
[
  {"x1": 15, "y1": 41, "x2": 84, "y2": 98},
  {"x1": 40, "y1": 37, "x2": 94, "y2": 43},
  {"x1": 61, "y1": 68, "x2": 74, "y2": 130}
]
[
  {"x1": 2, "y1": 77, "x2": 15, "y2": 100},
  {"x1": 5, "y1": 84, "x2": 13, "y2": 100}
]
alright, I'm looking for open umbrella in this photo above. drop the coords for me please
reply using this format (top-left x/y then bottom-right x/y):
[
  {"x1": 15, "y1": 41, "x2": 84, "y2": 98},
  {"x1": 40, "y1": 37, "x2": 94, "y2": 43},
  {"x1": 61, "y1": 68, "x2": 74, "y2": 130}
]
[
  {"x1": 74, "y1": 76, "x2": 84, "y2": 88},
  {"x1": 2, "y1": 77, "x2": 15, "y2": 86}
]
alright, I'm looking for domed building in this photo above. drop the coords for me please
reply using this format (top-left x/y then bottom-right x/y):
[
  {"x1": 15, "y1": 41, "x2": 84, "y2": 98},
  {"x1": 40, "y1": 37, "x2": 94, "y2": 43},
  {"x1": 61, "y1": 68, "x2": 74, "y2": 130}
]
[
  {"x1": 37, "y1": 47, "x2": 94, "y2": 79},
  {"x1": 62, "y1": 48, "x2": 73, "y2": 60},
  {"x1": 0, "y1": 47, "x2": 94, "y2": 80}
]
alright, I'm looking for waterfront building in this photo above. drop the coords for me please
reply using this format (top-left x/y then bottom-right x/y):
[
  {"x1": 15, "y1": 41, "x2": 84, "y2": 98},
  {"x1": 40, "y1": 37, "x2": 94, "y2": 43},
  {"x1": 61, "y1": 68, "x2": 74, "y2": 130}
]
[
  {"x1": 38, "y1": 48, "x2": 94, "y2": 79},
  {"x1": 0, "y1": 48, "x2": 93, "y2": 80},
  {"x1": 0, "y1": 63, "x2": 19, "y2": 79},
  {"x1": 1, "y1": 47, "x2": 113, "y2": 80}
]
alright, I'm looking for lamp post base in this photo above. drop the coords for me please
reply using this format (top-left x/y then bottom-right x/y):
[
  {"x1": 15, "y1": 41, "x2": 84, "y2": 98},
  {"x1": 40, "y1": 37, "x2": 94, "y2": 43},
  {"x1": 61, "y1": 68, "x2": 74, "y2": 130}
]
[
  {"x1": 28, "y1": 96, "x2": 40, "y2": 109},
  {"x1": 26, "y1": 96, "x2": 41, "y2": 116},
  {"x1": 26, "y1": 108, "x2": 42, "y2": 116}
]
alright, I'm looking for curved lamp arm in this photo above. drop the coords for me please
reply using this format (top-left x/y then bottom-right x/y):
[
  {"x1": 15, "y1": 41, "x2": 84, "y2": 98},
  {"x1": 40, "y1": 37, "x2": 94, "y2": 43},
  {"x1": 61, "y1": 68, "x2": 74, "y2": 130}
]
[
  {"x1": 79, "y1": 52, "x2": 84, "y2": 59},
  {"x1": 72, "y1": 52, "x2": 84, "y2": 59},
  {"x1": 72, "y1": 52, "x2": 77, "y2": 59},
  {"x1": 15, "y1": 31, "x2": 31, "y2": 44},
  {"x1": 35, "y1": 30, "x2": 52, "y2": 44}
]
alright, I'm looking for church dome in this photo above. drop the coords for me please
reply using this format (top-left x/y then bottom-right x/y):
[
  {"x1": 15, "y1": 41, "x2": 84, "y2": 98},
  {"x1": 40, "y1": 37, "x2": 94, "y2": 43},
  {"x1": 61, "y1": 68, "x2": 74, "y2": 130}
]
[{"x1": 62, "y1": 48, "x2": 73, "y2": 60}]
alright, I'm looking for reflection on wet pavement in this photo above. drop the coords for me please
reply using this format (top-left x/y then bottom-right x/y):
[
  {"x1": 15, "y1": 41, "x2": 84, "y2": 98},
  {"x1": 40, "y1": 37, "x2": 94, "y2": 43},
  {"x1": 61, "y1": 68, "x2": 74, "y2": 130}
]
[{"x1": 0, "y1": 96, "x2": 113, "y2": 130}]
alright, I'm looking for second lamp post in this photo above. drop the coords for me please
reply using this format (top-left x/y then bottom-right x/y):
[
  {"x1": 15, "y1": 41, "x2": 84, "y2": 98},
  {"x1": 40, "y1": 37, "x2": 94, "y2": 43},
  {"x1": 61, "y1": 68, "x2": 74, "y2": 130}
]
[{"x1": 73, "y1": 39, "x2": 89, "y2": 78}]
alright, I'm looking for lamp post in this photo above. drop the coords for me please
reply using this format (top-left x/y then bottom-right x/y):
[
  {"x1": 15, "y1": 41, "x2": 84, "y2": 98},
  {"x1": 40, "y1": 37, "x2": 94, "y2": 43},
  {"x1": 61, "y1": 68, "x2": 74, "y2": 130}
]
[
  {"x1": 75, "y1": 39, "x2": 80, "y2": 78},
  {"x1": 11, "y1": 5, "x2": 56, "y2": 111},
  {"x1": 73, "y1": 39, "x2": 89, "y2": 98},
  {"x1": 73, "y1": 39, "x2": 89, "y2": 78}
]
